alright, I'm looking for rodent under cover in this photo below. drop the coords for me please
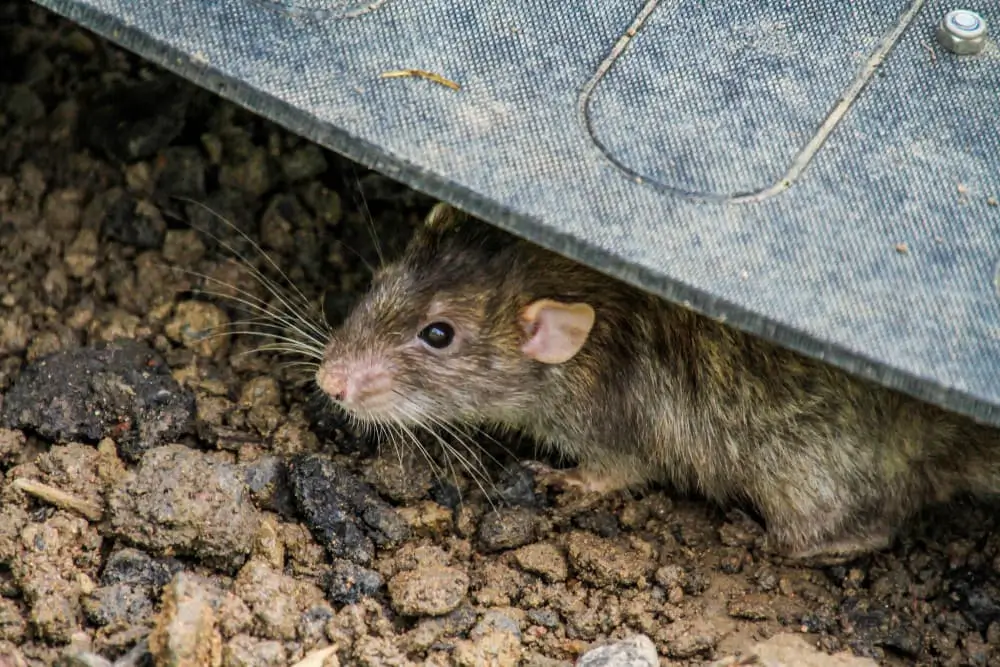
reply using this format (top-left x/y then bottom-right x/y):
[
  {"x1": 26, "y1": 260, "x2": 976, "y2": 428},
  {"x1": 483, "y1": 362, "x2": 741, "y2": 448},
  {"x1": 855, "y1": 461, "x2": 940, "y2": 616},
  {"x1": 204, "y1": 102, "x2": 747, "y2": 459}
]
[{"x1": 315, "y1": 203, "x2": 1000, "y2": 563}]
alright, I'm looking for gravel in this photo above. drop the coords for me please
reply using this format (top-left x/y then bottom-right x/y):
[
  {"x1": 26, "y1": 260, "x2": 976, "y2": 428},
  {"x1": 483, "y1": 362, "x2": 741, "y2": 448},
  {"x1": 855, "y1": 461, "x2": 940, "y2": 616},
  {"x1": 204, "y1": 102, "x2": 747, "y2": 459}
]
[{"x1": 2, "y1": 2, "x2": 1000, "y2": 665}]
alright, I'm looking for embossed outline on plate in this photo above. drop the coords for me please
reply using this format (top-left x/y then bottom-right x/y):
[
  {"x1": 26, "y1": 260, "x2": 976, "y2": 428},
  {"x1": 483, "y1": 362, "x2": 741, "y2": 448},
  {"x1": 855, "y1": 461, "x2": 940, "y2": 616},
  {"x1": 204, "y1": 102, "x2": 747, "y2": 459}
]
[
  {"x1": 248, "y1": 0, "x2": 388, "y2": 21},
  {"x1": 578, "y1": 0, "x2": 928, "y2": 204}
]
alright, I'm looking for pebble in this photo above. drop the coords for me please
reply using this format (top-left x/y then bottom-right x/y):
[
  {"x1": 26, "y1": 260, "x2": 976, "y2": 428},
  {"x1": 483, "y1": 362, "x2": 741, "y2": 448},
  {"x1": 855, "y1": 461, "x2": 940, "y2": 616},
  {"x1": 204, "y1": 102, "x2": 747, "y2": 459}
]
[
  {"x1": 0, "y1": 429, "x2": 26, "y2": 466},
  {"x1": 0, "y1": 597, "x2": 27, "y2": 643},
  {"x1": 162, "y1": 229, "x2": 207, "y2": 266},
  {"x1": 156, "y1": 146, "x2": 207, "y2": 198},
  {"x1": 565, "y1": 532, "x2": 654, "y2": 587},
  {"x1": 5, "y1": 84, "x2": 45, "y2": 124},
  {"x1": 222, "y1": 635, "x2": 287, "y2": 667},
  {"x1": 0, "y1": 340, "x2": 196, "y2": 461},
  {"x1": 101, "y1": 194, "x2": 167, "y2": 250},
  {"x1": 387, "y1": 566, "x2": 469, "y2": 616},
  {"x1": 64, "y1": 228, "x2": 99, "y2": 278},
  {"x1": 42, "y1": 188, "x2": 84, "y2": 231},
  {"x1": 82, "y1": 78, "x2": 190, "y2": 162},
  {"x1": 218, "y1": 147, "x2": 272, "y2": 199},
  {"x1": 512, "y1": 542, "x2": 567, "y2": 582},
  {"x1": 108, "y1": 444, "x2": 260, "y2": 569},
  {"x1": 241, "y1": 456, "x2": 296, "y2": 517},
  {"x1": 577, "y1": 634, "x2": 659, "y2": 667},
  {"x1": 451, "y1": 630, "x2": 522, "y2": 667},
  {"x1": 288, "y1": 454, "x2": 409, "y2": 565},
  {"x1": 710, "y1": 633, "x2": 879, "y2": 666},
  {"x1": 471, "y1": 610, "x2": 521, "y2": 640},
  {"x1": 10, "y1": 514, "x2": 102, "y2": 643},
  {"x1": 477, "y1": 507, "x2": 538, "y2": 553},
  {"x1": 323, "y1": 559, "x2": 384, "y2": 605},
  {"x1": 148, "y1": 573, "x2": 223, "y2": 667},
  {"x1": 164, "y1": 301, "x2": 232, "y2": 357},
  {"x1": 232, "y1": 559, "x2": 327, "y2": 641},
  {"x1": 280, "y1": 144, "x2": 328, "y2": 183}
]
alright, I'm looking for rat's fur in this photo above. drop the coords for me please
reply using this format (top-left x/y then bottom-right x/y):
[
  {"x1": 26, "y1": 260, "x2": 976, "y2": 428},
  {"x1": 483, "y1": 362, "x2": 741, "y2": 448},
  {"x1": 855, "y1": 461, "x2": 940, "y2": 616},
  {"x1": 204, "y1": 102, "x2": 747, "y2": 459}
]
[{"x1": 319, "y1": 204, "x2": 999, "y2": 561}]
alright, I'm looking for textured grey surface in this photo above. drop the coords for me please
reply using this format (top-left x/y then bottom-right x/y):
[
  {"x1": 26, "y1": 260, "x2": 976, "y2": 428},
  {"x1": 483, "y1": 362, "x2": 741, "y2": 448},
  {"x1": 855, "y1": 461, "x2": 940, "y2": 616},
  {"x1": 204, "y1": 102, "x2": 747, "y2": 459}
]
[{"x1": 32, "y1": 0, "x2": 1000, "y2": 425}]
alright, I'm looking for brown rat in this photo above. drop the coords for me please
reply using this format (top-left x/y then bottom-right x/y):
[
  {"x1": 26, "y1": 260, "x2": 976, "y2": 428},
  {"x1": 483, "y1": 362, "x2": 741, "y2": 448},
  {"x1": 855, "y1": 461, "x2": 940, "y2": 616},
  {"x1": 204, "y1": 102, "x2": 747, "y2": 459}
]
[{"x1": 315, "y1": 202, "x2": 1000, "y2": 562}]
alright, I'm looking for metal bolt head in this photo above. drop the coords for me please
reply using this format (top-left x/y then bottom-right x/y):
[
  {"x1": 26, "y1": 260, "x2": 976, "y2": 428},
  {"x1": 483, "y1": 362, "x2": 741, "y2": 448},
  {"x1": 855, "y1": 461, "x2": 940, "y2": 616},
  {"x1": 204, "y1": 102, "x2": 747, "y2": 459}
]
[{"x1": 937, "y1": 9, "x2": 988, "y2": 55}]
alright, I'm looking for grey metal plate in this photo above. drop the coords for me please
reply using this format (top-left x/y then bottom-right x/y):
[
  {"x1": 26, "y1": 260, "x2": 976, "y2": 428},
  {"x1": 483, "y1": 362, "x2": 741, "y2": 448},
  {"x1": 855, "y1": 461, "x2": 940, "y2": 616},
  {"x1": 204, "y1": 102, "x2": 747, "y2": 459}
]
[{"x1": 32, "y1": 0, "x2": 1000, "y2": 426}]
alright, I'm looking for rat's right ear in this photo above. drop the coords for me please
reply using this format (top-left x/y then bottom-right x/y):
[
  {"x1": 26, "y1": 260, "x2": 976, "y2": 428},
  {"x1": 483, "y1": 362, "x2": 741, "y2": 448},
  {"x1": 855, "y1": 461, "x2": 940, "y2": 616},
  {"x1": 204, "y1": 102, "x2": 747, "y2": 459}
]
[
  {"x1": 519, "y1": 299, "x2": 595, "y2": 364},
  {"x1": 424, "y1": 202, "x2": 466, "y2": 233}
]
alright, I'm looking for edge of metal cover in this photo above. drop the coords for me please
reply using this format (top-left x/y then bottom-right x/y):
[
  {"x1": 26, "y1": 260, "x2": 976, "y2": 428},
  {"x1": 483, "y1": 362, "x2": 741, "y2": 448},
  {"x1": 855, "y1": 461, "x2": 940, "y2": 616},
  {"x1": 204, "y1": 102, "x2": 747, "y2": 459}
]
[{"x1": 29, "y1": 0, "x2": 1000, "y2": 429}]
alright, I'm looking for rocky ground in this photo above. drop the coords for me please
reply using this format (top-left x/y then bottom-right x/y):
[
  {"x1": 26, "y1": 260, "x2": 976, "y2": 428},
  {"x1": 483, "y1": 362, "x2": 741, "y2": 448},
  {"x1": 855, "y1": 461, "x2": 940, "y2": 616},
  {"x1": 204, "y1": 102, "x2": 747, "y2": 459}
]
[{"x1": 1, "y1": 3, "x2": 1000, "y2": 666}]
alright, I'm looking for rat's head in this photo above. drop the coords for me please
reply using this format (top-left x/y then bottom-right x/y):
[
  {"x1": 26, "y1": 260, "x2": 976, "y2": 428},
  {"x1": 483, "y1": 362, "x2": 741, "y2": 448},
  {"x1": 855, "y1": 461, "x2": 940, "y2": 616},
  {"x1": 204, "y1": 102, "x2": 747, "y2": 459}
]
[{"x1": 315, "y1": 203, "x2": 596, "y2": 428}]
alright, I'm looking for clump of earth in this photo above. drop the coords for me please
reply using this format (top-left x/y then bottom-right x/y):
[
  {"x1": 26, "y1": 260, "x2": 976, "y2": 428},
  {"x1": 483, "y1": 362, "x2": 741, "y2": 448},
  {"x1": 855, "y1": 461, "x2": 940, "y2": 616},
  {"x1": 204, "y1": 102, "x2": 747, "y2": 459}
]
[{"x1": 1, "y1": 2, "x2": 999, "y2": 666}]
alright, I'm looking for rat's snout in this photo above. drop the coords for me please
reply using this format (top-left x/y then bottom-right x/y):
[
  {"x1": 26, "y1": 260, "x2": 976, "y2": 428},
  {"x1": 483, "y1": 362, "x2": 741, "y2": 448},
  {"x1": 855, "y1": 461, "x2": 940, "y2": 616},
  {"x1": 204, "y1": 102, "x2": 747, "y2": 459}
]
[{"x1": 315, "y1": 357, "x2": 395, "y2": 416}]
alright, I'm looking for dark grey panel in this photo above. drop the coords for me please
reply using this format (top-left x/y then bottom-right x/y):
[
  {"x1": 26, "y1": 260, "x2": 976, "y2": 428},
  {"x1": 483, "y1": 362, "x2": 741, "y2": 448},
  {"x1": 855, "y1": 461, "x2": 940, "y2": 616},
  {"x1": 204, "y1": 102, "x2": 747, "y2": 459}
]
[{"x1": 32, "y1": 0, "x2": 1000, "y2": 426}]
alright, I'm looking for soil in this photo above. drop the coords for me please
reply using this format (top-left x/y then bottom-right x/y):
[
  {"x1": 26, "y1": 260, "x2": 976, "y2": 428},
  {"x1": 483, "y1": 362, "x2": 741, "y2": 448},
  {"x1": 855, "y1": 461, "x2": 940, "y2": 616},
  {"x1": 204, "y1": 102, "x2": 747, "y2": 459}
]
[{"x1": 1, "y1": 2, "x2": 1000, "y2": 666}]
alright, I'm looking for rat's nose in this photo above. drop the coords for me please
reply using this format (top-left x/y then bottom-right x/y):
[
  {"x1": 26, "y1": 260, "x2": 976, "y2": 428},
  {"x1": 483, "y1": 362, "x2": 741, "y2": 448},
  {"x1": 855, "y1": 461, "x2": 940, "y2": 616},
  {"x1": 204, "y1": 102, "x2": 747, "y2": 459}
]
[{"x1": 315, "y1": 364, "x2": 348, "y2": 402}]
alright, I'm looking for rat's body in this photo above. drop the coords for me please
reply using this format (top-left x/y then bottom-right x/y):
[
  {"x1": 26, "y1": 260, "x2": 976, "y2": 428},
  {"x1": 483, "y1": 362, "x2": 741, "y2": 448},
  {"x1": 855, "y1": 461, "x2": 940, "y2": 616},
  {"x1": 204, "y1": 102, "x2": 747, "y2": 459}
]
[{"x1": 317, "y1": 203, "x2": 1000, "y2": 561}]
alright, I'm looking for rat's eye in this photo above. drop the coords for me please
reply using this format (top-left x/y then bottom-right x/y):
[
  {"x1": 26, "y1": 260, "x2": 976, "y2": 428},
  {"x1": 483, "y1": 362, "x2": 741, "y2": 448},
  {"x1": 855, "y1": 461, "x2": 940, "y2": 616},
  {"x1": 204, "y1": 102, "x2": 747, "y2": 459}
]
[{"x1": 418, "y1": 322, "x2": 455, "y2": 349}]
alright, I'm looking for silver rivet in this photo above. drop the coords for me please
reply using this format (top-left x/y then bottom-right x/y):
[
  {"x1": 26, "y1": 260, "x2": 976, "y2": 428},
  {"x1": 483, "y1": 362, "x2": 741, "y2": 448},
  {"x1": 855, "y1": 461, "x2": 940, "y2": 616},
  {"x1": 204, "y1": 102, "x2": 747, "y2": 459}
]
[{"x1": 937, "y1": 9, "x2": 988, "y2": 55}]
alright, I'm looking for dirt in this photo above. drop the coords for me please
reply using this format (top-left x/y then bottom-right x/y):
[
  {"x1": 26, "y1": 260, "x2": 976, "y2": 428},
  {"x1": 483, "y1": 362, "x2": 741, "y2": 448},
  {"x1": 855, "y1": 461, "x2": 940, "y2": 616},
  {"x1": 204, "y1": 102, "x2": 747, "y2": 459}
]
[{"x1": 1, "y1": 2, "x2": 1000, "y2": 666}]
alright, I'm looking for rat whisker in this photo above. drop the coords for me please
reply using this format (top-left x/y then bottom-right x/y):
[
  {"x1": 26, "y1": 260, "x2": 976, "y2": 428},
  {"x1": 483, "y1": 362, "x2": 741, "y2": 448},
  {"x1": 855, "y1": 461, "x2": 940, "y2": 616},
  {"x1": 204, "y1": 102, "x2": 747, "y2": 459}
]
[
  {"x1": 164, "y1": 264, "x2": 329, "y2": 344},
  {"x1": 349, "y1": 166, "x2": 385, "y2": 268},
  {"x1": 169, "y1": 197, "x2": 330, "y2": 339},
  {"x1": 401, "y1": 405, "x2": 500, "y2": 510},
  {"x1": 232, "y1": 344, "x2": 325, "y2": 361},
  {"x1": 194, "y1": 330, "x2": 325, "y2": 359}
]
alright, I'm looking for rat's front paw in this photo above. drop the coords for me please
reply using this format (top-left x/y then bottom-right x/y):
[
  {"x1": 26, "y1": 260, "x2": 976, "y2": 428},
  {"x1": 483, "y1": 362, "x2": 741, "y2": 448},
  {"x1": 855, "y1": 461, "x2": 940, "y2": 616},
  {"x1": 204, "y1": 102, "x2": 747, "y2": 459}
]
[
  {"x1": 520, "y1": 460, "x2": 629, "y2": 496},
  {"x1": 766, "y1": 529, "x2": 893, "y2": 567}
]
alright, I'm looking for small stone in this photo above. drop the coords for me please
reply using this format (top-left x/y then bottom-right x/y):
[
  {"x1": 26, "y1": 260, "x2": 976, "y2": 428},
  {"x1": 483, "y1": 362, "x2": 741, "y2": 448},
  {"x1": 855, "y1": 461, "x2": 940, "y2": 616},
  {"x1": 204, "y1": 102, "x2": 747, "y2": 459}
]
[
  {"x1": 451, "y1": 630, "x2": 522, "y2": 667},
  {"x1": 577, "y1": 634, "x2": 659, "y2": 667},
  {"x1": 280, "y1": 144, "x2": 327, "y2": 183},
  {"x1": 251, "y1": 517, "x2": 285, "y2": 570},
  {"x1": 108, "y1": 444, "x2": 260, "y2": 569},
  {"x1": 64, "y1": 229, "x2": 99, "y2": 279},
  {"x1": 566, "y1": 532, "x2": 654, "y2": 587},
  {"x1": 660, "y1": 620, "x2": 720, "y2": 660},
  {"x1": 222, "y1": 635, "x2": 287, "y2": 667},
  {"x1": 0, "y1": 340, "x2": 195, "y2": 461},
  {"x1": 396, "y1": 501, "x2": 453, "y2": 535},
  {"x1": 238, "y1": 377, "x2": 281, "y2": 408},
  {"x1": 162, "y1": 230, "x2": 207, "y2": 265},
  {"x1": 297, "y1": 182, "x2": 342, "y2": 226},
  {"x1": 387, "y1": 566, "x2": 469, "y2": 616},
  {"x1": 727, "y1": 593, "x2": 775, "y2": 621},
  {"x1": 0, "y1": 597, "x2": 27, "y2": 642},
  {"x1": 0, "y1": 429, "x2": 26, "y2": 466},
  {"x1": 527, "y1": 609, "x2": 560, "y2": 629},
  {"x1": 0, "y1": 641, "x2": 28, "y2": 667},
  {"x1": 11, "y1": 513, "x2": 102, "y2": 642},
  {"x1": 83, "y1": 79, "x2": 190, "y2": 162},
  {"x1": 232, "y1": 559, "x2": 327, "y2": 641},
  {"x1": 323, "y1": 559, "x2": 384, "y2": 605},
  {"x1": 710, "y1": 633, "x2": 878, "y2": 666},
  {"x1": 471, "y1": 610, "x2": 521, "y2": 640},
  {"x1": 101, "y1": 195, "x2": 167, "y2": 250},
  {"x1": 43, "y1": 188, "x2": 84, "y2": 230},
  {"x1": 478, "y1": 507, "x2": 538, "y2": 553},
  {"x1": 364, "y1": 456, "x2": 433, "y2": 504},
  {"x1": 288, "y1": 454, "x2": 409, "y2": 565},
  {"x1": 156, "y1": 146, "x2": 207, "y2": 197},
  {"x1": 165, "y1": 301, "x2": 231, "y2": 357},
  {"x1": 148, "y1": 573, "x2": 223, "y2": 667},
  {"x1": 512, "y1": 543, "x2": 567, "y2": 582},
  {"x1": 241, "y1": 456, "x2": 295, "y2": 517},
  {"x1": 5, "y1": 84, "x2": 45, "y2": 123},
  {"x1": 219, "y1": 148, "x2": 272, "y2": 199}
]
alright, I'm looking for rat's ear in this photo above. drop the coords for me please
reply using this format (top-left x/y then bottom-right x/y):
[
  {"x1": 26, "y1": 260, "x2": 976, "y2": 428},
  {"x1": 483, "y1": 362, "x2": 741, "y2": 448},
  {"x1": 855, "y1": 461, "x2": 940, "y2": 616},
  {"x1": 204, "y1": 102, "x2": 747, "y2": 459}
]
[
  {"x1": 424, "y1": 202, "x2": 466, "y2": 233},
  {"x1": 519, "y1": 299, "x2": 595, "y2": 364}
]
